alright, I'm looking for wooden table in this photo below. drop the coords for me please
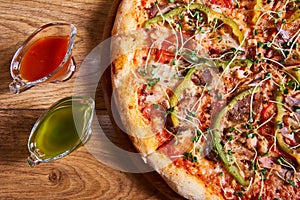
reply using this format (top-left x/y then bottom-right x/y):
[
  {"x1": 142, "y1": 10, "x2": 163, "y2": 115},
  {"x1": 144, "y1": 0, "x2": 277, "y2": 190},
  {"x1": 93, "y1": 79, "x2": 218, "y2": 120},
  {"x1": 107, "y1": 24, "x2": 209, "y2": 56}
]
[{"x1": 0, "y1": 1, "x2": 167, "y2": 199}]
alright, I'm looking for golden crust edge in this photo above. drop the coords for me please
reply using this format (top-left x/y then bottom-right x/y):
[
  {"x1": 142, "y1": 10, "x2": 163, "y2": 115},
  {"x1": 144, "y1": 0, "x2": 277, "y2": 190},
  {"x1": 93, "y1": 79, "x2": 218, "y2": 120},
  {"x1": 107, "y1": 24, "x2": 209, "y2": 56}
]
[
  {"x1": 112, "y1": 0, "x2": 149, "y2": 35},
  {"x1": 111, "y1": 0, "x2": 160, "y2": 156},
  {"x1": 111, "y1": 74, "x2": 159, "y2": 156},
  {"x1": 147, "y1": 152, "x2": 223, "y2": 200}
]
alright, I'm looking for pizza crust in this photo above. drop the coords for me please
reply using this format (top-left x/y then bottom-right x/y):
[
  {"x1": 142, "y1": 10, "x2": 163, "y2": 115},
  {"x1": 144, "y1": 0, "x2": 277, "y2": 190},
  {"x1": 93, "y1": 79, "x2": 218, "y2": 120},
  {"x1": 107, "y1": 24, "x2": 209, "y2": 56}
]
[
  {"x1": 147, "y1": 152, "x2": 222, "y2": 200},
  {"x1": 112, "y1": 64, "x2": 160, "y2": 155},
  {"x1": 112, "y1": 0, "x2": 152, "y2": 35},
  {"x1": 111, "y1": 0, "x2": 158, "y2": 155}
]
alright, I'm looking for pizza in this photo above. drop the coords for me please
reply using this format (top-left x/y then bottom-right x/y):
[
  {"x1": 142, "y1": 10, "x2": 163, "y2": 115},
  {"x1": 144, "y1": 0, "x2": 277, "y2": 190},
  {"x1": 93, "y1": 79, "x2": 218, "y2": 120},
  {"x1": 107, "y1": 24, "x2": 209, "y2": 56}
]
[{"x1": 111, "y1": 0, "x2": 300, "y2": 199}]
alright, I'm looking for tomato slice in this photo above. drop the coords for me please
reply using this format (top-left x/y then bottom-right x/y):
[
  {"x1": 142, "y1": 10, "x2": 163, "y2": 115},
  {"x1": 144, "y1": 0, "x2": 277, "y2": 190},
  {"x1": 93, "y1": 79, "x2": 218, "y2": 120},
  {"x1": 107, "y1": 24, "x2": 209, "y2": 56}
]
[
  {"x1": 259, "y1": 102, "x2": 276, "y2": 136},
  {"x1": 155, "y1": 49, "x2": 174, "y2": 64},
  {"x1": 209, "y1": 0, "x2": 233, "y2": 8},
  {"x1": 261, "y1": 102, "x2": 276, "y2": 120}
]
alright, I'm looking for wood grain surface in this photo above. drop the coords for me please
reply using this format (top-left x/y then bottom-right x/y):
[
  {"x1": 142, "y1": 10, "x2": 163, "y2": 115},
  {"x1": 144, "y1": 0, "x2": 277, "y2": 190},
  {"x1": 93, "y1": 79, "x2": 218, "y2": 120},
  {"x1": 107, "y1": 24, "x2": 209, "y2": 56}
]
[{"x1": 0, "y1": 0, "x2": 169, "y2": 199}]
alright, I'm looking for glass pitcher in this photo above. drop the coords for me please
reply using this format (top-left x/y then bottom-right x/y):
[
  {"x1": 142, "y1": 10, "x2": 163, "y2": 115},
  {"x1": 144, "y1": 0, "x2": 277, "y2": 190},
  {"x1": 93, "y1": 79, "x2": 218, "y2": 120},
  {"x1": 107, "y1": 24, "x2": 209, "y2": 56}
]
[
  {"x1": 9, "y1": 22, "x2": 77, "y2": 94},
  {"x1": 27, "y1": 96, "x2": 94, "y2": 167}
]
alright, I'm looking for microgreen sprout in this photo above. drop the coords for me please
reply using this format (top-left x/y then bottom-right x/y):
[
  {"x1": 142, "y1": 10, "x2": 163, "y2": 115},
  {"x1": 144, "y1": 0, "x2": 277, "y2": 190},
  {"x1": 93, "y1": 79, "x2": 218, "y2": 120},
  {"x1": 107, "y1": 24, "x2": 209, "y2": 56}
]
[{"x1": 277, "y1": 156, "x2": 297, "y2": 172}]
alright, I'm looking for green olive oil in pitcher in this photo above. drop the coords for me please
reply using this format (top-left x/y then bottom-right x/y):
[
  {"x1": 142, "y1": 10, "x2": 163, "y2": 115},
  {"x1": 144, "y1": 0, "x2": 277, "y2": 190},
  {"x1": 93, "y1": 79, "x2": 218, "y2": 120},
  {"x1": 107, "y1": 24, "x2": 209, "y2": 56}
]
[{"x1": 27, "y1": 96, "x2": 94, "y2": 167}]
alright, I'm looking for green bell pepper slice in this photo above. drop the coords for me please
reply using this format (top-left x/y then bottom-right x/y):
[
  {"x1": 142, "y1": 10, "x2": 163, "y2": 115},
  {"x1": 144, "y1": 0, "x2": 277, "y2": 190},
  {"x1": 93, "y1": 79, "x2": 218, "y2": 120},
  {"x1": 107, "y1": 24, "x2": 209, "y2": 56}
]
[
  {"x1": 170, "y1": 66, "x2": 199, "y2": 127},
  {"x1": 213, "y1": 88, "x2": 259, "y2": 186},
  {"x1": 170, "y1": 58, "x2": 213, "y2": 127},
  {"x1": 252, "y1": 0, "x2": 263, "y2": 24},
  {"x1": 275, "y1": 93, "x2": 300, "y2": 165},
  {"x1": 145, "y1": 3, "x2": 244, "y2": 45},
  {"x1": 145, "y1": 7, "x2": 185, "y2": 29},
  {"x1": 294, "y1": 70, "x2": 300, "y2": 82}
]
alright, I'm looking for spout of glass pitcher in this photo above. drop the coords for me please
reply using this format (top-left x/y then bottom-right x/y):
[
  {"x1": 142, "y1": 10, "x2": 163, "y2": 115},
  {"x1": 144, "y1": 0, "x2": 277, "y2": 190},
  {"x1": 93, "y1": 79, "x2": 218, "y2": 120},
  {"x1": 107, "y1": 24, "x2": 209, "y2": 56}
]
[{"x1": 9, "y1": 76, "x2": 35, "y2": 94}]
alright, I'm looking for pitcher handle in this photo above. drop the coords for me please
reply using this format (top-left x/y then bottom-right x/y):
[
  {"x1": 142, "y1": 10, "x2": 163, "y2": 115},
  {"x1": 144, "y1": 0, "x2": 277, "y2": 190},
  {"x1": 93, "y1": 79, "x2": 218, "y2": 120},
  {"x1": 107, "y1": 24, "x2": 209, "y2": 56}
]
[{"x1": 27, "y1": 153, "x2": 41, "y2": 167}]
